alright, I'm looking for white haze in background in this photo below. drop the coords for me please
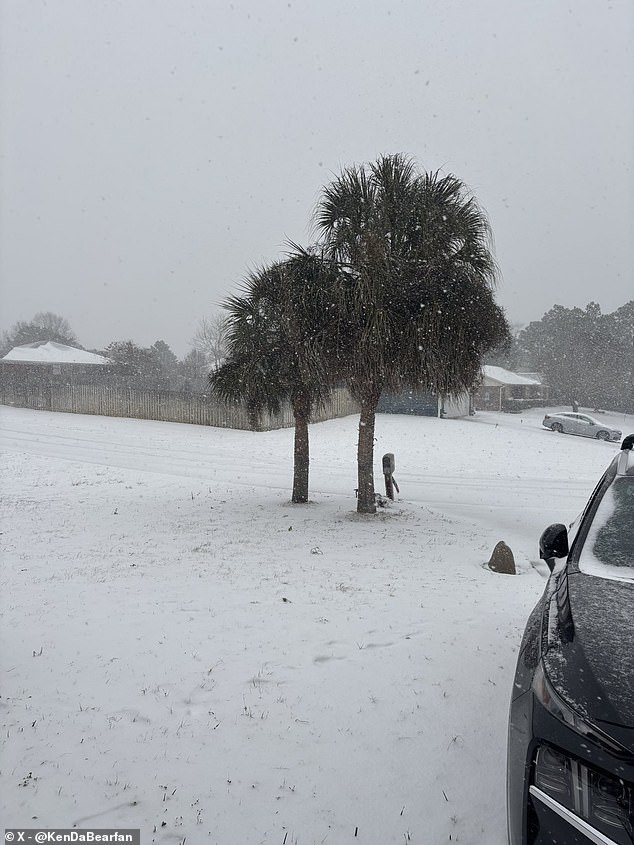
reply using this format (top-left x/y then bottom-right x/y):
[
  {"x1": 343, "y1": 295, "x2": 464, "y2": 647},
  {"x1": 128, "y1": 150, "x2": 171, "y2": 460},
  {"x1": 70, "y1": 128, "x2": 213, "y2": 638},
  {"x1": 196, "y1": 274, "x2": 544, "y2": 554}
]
[{"x1": 1, "y1": 0, "x2": 633, "y2": 355}]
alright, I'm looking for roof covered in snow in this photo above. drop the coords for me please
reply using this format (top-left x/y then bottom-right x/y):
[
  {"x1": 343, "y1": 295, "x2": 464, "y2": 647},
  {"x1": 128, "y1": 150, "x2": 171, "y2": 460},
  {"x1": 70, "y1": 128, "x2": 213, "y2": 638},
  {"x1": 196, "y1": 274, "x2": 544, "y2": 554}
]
[
  {"x1": 2, "y1": 341, "x2": 110, "y2": 365},
  {"x1": 482, "y1": 365, "x2": 541, "y2": 386}
]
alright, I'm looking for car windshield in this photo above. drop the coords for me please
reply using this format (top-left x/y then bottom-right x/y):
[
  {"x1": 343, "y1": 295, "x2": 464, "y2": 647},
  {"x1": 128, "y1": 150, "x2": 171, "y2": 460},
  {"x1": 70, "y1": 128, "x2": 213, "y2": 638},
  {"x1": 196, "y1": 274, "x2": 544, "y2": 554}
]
[{"x1": 578, "y1": 476, "x2": 634, "y2": 582}]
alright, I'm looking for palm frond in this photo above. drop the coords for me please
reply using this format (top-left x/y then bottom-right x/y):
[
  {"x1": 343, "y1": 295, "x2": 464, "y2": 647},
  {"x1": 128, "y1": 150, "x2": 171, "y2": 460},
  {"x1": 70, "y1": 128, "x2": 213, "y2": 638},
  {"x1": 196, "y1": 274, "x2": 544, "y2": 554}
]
[{"x1": 312, "y1": 153, "x2": 510, "y2": 398}]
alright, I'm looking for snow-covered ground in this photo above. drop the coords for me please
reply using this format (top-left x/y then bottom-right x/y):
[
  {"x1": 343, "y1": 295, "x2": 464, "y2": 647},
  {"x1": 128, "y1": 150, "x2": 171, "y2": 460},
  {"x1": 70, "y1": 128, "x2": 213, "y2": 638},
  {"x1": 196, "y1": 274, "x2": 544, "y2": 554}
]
[{"x1": 1, "y1": 404, "x2": 631, "y2": 844}]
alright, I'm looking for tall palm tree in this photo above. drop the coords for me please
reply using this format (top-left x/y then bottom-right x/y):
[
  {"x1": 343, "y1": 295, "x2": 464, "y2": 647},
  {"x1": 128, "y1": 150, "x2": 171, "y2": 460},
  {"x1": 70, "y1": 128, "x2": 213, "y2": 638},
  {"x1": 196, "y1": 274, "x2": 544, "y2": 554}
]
[
  {"x1": 315, "y1": 153, "x2": 510, "y2": 513},
  {"x1": 209, "y1": 251, "x2": 338, "y2": 504}
]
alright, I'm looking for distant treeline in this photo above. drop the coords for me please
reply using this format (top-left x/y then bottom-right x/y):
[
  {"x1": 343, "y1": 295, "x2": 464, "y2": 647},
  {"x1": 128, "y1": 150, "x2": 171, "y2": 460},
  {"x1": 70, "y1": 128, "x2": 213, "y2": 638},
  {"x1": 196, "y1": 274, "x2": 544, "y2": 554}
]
[{"x1": 490, "y1": 301, "x2": 634, "y2": 413}]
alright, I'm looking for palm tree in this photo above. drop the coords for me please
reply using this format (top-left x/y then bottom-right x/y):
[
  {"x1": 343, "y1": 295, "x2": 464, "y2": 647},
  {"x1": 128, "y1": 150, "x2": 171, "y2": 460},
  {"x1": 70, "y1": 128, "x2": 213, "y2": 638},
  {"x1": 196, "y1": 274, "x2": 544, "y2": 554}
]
[
  {"x1": 315, "y1": 153, "x2": 510, "y2": 513},
  {"x1": 209, "y1": 251, "x2": 338, "y2": 504}
]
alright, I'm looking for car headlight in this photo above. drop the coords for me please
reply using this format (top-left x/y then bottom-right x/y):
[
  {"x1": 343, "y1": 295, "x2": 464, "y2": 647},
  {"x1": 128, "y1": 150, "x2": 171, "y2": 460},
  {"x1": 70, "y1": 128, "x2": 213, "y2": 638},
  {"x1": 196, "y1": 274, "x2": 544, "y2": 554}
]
[
  {"x1": 531, "y1": 662, "x2": 633, "y2": 843},
  {"x1": 533, "y1": 745, "x2": 633, "y2": 844}
]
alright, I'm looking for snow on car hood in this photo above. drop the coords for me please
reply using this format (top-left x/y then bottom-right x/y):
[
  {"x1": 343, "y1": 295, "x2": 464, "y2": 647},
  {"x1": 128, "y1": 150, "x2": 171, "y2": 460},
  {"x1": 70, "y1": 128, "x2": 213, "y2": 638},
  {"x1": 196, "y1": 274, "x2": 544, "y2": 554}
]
[{"x1": 543, "y1": 572, "x2": 634, "y2": 740}]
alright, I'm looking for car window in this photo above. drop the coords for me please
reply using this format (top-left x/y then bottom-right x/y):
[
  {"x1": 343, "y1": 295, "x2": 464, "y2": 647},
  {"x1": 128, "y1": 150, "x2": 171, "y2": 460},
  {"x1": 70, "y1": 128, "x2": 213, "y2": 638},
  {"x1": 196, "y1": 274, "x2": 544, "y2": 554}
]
[{"x1": 578, "y1": 477, "x2": 634, "y2": 581}]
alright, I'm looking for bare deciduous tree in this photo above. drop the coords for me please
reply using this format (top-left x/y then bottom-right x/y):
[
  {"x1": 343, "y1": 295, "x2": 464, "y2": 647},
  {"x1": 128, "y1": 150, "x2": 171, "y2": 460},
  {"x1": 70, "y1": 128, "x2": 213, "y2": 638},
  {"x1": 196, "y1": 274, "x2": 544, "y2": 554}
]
[
  {"x1": 191, "y1": 315, "x2": 227, "y2": 368},
  {"x1": 1, "y1": 311, "x2": 80, "y2": 356}
]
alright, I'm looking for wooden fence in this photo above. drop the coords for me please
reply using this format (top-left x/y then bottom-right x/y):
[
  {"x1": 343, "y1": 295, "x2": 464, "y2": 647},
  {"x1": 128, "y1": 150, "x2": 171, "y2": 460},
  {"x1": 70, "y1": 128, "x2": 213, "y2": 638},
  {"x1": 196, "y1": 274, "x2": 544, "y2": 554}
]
[{"x1": 0, "y1": 379, "x2": 359, "y2": 431}]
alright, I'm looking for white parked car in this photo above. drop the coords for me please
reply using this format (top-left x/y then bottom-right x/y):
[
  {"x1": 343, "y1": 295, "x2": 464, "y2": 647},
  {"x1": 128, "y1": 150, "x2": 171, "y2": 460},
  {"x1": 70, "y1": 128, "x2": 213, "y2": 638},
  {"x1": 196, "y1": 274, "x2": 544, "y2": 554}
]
[{"x1": 542, "y1": 411, "x2": 622, "y2": 441}]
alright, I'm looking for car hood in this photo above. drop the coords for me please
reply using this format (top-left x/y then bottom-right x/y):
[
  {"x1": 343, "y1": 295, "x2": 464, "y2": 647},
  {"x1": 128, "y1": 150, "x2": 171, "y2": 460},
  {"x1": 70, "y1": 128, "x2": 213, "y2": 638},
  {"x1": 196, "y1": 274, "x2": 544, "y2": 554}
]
[{"x1": 543, "y1": 572, "x2": 634, "y2": 744}]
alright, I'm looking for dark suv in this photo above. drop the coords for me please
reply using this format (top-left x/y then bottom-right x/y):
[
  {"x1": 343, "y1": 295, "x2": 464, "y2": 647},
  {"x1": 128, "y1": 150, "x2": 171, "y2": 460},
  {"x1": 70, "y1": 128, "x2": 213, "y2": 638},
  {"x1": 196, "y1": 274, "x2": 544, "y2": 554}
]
[{"x1": 507, "y1": 434, "x2": 634, "y2": 845}]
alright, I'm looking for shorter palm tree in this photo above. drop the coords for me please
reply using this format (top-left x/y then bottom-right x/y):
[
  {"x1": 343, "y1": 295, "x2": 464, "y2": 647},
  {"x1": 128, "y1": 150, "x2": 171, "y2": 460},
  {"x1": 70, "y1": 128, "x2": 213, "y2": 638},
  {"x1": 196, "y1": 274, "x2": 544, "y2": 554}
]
[{"x1": 209, "y1": 251, "x2": 338, "y2": 503}]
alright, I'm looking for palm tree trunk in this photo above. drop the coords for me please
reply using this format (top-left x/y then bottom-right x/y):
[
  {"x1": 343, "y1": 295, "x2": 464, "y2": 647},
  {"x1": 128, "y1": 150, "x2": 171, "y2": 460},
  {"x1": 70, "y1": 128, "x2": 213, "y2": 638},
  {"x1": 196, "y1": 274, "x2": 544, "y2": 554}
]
[
  {"x1": 356, "y1": 386, "x2": 381, "y2": 514},
  {"x1": 248, "y1": 405, "x2": 261, "y2": 431},
  {"x1": 291, "y1": 394, "x2": 311, "y2": 503}
]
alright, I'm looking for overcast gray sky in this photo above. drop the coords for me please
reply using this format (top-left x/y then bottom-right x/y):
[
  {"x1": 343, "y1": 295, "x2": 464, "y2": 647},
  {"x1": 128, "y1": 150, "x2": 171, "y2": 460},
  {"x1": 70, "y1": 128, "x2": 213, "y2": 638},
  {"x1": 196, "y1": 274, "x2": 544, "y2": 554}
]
[{"x1": 1, "y1": 0, "x2": 633, "y2": 355}]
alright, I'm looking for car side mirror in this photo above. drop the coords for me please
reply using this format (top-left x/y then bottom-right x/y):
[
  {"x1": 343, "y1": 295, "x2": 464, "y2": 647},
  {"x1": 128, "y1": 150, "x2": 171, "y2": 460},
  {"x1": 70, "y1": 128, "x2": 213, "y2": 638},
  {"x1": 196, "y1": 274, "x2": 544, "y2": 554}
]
[{"x1": 539, "y1": 523, "x2": 569, "y2": 571}]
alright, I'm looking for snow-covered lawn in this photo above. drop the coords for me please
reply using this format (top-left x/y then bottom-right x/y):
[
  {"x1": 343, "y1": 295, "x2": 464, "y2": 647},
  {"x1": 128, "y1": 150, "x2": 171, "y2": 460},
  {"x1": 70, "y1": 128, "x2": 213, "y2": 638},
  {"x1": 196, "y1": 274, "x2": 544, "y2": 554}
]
[{"x1": 1, "y1": 404, "x2": 631, "y2": 844}]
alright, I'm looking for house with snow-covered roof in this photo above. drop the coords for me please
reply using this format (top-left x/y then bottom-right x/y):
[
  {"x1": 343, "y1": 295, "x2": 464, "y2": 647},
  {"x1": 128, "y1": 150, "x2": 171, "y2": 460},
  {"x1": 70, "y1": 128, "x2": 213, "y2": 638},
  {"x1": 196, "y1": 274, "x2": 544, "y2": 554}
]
[
  {"x1": 474, "y1": 365, "x2": 548, "y2": 411},
  {"x1": 0, "y1": 341, "x2": 115, "y2": 393},
  {"x1": 2, "y1": 341, "x2": 111, "y2": 367}
]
